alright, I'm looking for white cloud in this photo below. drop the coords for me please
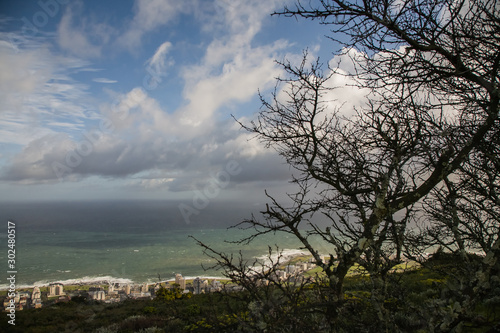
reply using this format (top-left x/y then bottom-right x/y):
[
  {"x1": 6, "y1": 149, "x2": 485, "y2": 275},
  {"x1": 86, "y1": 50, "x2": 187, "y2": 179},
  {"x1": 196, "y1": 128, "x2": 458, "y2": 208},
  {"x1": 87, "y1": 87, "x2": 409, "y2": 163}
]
[
  {"x1": 0, "y1": 39, "x2": 51, "y2": 113},
  {"x1": 324, "y1": 48, "x2": 375, "y2": 117},
  {"x1": 0, "y1": 116, "x2": 55, "y2": 146},
  {"x1": 92, "y1": 78, "x2": 118, "y2": 84},
  {"x1": 177, "y1": 0, "x2": 289, "y2": 129},
  {"x1": 0, "y1": 32, "x2": 95, "y2": 146},
  {"x1": 0, "y1": 0, "x2": 299, "y2": 192},
  {"x1": 145, "y1": 41, "x2": 173, "y2": 77},
  {"x1": 57, "y1": 4, "x2": 114, "y2": 58},
  {"x1": 117, "y1": 0, "x2": 188, "y2": 50},
  {"x1": 179, "y1": 48, "x2": 285, "y2": 128},
  {"x1": 0, "y1": 133, "x2": 76, "y2": 183}
]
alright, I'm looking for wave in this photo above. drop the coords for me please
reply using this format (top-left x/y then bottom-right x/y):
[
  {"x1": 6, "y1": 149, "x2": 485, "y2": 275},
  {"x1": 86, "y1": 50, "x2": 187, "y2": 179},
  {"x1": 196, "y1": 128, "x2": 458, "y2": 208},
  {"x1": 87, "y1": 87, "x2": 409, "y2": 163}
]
[
  {"x1": 0, "y1": 275, "x2": 135, "y2": 290},
  {"x1": 243, "y1": 248, "x2": 311, "y2": 275},
  {"x1": 0, "y1": 248, "x2": 313, "y2": 290},
  {"x1": 0, "y1": 275, "x2": 232, "y2": 291},
  {"x1": 163, "y1": 276, "x2": 229, "y2": 282},
  {"x1": 255, "y1": 248, "x2": 309, "y2": 264}
]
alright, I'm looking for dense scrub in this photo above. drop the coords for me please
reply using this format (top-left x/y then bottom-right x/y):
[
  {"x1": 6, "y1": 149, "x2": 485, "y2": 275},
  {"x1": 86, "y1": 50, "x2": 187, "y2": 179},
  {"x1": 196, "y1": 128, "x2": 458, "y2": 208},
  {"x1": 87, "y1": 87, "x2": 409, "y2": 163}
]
[{"x1": 3, "y1": 256, "x2": 499, "y2": 333}]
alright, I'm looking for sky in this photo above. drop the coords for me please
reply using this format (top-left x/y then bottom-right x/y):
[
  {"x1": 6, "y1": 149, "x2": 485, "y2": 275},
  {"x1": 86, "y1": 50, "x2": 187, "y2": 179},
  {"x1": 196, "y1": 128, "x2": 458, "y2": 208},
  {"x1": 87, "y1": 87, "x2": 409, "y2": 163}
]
[{"x1": 0, "y1": 0, "x2": 364, "y2": 206}]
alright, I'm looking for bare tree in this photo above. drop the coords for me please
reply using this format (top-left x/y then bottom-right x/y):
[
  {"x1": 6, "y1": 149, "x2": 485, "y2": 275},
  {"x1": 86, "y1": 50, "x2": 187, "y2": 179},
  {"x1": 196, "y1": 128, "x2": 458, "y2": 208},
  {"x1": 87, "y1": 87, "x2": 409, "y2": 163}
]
[
  {"x1": 192, "y1": 241, "x2": 330, "y2": 332},
  {"x1": 197, "y1": 0, "x2": 499, "y2": 331},
  {"x1": 405, "y1": 123, "x2": 500, "y2": 330}
]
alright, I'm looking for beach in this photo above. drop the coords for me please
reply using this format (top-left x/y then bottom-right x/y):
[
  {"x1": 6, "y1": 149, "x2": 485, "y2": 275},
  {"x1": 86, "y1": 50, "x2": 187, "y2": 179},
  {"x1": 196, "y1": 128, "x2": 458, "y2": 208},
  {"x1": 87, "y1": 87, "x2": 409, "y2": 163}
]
[{"x1": 0, "y1": 226, "x2": 320, "y2": 290}]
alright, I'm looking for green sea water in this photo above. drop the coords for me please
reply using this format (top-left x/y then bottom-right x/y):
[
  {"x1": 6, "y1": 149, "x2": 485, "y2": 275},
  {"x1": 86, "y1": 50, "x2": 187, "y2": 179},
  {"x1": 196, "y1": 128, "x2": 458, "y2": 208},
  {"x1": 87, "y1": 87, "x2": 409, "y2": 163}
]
[
  {"x1": 1, "y1": 226, "x2": 331, "y2": 289},
  {"x1": 0, "y1": 201, "x2": 332, "y2": 289}
]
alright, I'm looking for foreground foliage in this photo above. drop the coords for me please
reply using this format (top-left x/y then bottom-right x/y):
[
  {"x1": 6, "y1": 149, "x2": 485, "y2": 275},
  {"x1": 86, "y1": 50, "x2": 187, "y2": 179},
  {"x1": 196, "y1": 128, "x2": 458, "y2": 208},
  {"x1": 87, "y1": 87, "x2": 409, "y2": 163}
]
[
  {"x1": 197, "y1": 0, "x2": 499, "y2": 331},
  {"x1": 3, "y1": 256, "x2": 499, "y2": 333}
]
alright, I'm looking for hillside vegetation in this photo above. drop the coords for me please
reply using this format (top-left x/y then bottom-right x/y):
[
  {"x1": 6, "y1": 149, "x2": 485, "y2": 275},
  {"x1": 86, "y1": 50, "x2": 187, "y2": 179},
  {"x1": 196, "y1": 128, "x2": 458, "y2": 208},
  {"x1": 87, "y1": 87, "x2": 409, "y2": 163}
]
[{"x1": 3, "y1": 254, "x2": 499, "y2": 333}]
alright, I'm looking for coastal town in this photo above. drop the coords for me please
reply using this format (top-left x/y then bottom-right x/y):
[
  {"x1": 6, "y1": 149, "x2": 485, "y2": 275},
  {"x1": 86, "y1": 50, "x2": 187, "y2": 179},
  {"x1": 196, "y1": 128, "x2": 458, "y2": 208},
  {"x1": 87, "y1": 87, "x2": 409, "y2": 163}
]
[
  {"x1": 2, "y1": 274, "x2": 225, "y2": 312},
  {"x1": 2, "y1": 255, "x2": 319, "y2": 312}
]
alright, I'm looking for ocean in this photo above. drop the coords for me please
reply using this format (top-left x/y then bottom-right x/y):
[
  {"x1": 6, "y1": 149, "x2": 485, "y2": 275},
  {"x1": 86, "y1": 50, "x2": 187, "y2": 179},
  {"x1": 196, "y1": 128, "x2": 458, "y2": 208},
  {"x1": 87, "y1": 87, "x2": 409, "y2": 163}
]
[{"x1": 0, "y1": 201, "x2": 328, "y2": 289}]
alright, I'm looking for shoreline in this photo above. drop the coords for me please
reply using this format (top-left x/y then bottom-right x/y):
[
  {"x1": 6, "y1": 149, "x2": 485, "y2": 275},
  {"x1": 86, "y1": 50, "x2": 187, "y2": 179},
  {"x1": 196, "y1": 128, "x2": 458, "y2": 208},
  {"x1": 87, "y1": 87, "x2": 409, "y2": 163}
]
[
  {"x1": 0, "y1": 275, "x2": 232, "y2": 291},
  {"x1": 0, "y1": 276, "x2": 234, "y2": 296},
  {"x1": 0, "y1": 249, "x2": 313, "y2": 291}
]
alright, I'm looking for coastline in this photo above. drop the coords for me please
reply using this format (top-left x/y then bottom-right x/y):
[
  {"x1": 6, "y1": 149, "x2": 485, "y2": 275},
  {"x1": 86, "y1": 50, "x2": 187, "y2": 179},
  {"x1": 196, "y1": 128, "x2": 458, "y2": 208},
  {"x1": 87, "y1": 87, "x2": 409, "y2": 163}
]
[
  {"x1": 0, "y1": 224, "x2": 318, "y2": 291},
  {"x1": 0, "y1": 275, "x2": 232, "y2": 291},
  {"x1": 0, "y1": 248, "x2": 312, "y2": 291}
]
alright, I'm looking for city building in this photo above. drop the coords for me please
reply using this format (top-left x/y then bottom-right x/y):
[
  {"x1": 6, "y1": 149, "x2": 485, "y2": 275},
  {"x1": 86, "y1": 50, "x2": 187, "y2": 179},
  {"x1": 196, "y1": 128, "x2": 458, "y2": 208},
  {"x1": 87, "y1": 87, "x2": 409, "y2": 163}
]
[
  {"x1": 31, "y1": 286, "x2": 41, "y2": 302},
  {"x1": 32, "y1": 299, "x2": 42, "y2": 309},
  {"x1": 193, "y1": 278, "x2": 209, "y2": 294},
  {"x1": 210, "y1": 280, "x2": 222, "y2": 292},
  {"x1": 88, "y1": 290, "x2": 106, "y2": 301},
  {"x1": 275, "y1": 270, "x2": 287, "y2": 281},
  {"x1": 285, "y1": 265, "x2": 296, "y2": 274},
  {"x1": 88, "y1": 287, "x2": 106, "y2": 301},
  {"x1": 175, "y1": 273, "x2": 186, "y2": 290},
  {"x1": 48, "y1": 283, "x2": 64, "y2": 297},
  {"x1": 297, "y1": 263, "x2": 309, "y2": 271},
  {"x1": 152, "y1": 283, "x2": 162, "y2": 294},
  {"x1": 108, "y1": 283, "x2": 118, "y2": 296},
  {"x1": 19, "y1": 296, "x2": 28, "y2": 307}
]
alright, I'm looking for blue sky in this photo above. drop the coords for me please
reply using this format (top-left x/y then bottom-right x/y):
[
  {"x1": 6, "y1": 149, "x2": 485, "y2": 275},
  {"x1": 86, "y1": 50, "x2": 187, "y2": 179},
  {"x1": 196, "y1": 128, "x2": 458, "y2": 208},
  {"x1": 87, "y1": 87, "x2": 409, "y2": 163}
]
[{"x1": 0, "y1": 0, "x2": 364, "y2": 203}]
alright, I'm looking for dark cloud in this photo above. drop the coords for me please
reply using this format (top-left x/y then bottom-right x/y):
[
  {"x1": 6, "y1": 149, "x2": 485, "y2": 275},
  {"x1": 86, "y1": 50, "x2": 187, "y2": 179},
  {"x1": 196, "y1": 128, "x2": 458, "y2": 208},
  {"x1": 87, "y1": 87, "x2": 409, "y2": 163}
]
[{"x1": 0, "y1": 120, "x2": 294, "y2": 192}]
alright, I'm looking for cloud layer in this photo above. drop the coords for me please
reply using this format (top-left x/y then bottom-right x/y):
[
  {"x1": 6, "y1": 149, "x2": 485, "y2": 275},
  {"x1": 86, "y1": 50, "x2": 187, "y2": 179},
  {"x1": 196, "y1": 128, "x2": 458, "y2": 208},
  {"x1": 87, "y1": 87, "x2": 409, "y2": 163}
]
[{"x1": 0, "y1": 0, "x2": 366, "y2": 201}]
